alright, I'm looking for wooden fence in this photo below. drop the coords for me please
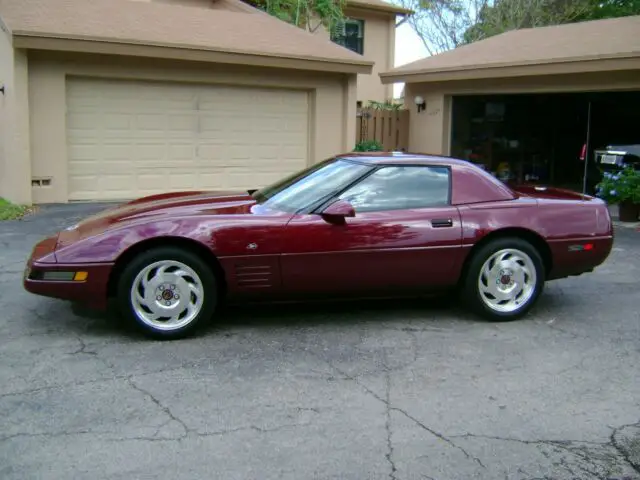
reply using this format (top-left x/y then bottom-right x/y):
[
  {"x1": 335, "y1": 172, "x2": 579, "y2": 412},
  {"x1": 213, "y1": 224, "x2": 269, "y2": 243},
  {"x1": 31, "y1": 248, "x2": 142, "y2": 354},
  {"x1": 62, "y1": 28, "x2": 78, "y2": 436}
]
[{"x1": 356, "y1": 107, "x2": 410, "y2": 152}]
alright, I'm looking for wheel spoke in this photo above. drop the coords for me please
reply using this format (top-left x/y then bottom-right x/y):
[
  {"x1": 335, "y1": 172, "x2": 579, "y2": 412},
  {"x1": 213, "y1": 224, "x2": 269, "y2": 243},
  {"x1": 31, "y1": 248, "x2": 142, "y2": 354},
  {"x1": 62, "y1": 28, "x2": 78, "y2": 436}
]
[
  {"x1": 140, "y1": 270, "x2": 151, "y2": 289},
  {"x1": 482, "y1": 262, "x2": 494, "y2": 283},
  {"x1": 512, "y1": 268, "x2": 526, "y2": 287},
  {"x1": 156, "y1": 264, "x2": 171, "y2": 276},
  {"x1": 491, "y1": 287, "x2": 513, "y2": 302},
  {"x1": 188, "y1": 282, "x2": 201, "y2": 296},
  {"x1": 136, "y1": 290, "x2": 149, "y2": 306}
]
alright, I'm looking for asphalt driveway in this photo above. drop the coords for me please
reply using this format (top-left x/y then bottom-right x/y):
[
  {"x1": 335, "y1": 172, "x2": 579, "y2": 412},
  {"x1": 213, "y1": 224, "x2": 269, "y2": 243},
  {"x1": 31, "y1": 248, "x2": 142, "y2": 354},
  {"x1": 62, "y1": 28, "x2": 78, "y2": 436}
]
[{"x1": 1, "y1": 204, "x2": 639, "y2": 480}]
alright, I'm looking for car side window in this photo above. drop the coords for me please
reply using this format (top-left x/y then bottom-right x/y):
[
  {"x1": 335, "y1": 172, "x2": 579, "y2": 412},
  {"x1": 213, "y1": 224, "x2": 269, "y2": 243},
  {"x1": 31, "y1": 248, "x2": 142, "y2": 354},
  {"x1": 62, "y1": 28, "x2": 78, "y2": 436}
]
[{"x1": 337, "y1": 165, "x2": 450, "y2": 212}]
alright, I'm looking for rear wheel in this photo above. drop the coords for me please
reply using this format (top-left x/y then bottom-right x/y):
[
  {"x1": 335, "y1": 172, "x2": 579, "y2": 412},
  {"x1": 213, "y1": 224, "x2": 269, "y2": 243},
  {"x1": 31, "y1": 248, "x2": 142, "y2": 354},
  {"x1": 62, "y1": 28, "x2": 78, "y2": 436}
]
[
  {"x1": 463, "y1": 237, "x2": 544, "y2": 321},
  {"x1": 116, "y1": 246, "x2": 217, "y2": 339}
]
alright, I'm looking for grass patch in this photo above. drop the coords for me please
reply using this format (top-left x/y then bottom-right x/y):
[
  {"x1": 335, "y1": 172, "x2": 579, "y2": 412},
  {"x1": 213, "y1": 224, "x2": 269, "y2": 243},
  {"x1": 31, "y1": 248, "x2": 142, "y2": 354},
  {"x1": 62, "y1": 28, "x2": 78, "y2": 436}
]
[{"x1": 0, "y1": 197, "x2": 32, "y2": 221}]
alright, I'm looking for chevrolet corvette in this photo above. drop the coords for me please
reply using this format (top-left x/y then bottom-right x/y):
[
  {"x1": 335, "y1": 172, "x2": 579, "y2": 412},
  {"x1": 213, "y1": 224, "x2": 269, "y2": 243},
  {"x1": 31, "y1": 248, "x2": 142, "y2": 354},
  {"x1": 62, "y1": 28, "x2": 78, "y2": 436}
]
[{"x1": 24, "y1": 152, "x2": 614, "y2": 339}]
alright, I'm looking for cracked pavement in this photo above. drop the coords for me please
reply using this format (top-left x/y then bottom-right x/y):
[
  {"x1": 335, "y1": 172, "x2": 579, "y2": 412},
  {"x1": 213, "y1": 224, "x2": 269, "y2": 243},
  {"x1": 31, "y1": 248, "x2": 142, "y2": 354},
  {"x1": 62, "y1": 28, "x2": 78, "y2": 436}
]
[{"x1": 1, "y1": 204, "x2": 639, "y2": 479}]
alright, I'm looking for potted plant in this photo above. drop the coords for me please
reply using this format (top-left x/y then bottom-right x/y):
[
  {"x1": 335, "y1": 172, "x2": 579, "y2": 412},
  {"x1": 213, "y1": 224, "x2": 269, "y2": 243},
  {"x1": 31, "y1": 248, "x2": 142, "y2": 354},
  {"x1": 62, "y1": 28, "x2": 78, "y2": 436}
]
[{"x1": 595, "y1": 166, "x2": 640, "y2": 222}]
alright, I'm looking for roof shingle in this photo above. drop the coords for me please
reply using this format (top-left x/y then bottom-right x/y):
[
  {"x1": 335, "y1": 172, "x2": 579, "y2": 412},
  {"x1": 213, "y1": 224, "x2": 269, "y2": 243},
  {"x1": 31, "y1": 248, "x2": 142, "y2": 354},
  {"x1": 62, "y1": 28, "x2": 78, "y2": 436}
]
[
  {"x1": 381, "y1": 15, "x2": 640, "y2": 79},
  {"x1": 0, "y1": 0, "x2": 373, "y2": 70},
  {"x1": 347, "y1": 0, "x2": 413, "y2": 15}
]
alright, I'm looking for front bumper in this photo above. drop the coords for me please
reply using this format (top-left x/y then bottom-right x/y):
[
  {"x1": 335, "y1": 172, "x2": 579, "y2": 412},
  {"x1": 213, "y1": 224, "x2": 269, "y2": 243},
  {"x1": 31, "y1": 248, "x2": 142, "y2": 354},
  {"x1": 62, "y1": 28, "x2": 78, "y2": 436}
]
[{"x1": 23, "y1": 236, "x2": 114, "y2": 309}]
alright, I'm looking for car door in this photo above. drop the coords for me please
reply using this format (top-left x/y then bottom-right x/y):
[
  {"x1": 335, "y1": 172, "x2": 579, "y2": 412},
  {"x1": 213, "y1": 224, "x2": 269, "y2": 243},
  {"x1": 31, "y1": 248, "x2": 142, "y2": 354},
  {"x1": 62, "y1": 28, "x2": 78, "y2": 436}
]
[{"x1": 279, "y1": 164, "x2": 464, "y2": 296}]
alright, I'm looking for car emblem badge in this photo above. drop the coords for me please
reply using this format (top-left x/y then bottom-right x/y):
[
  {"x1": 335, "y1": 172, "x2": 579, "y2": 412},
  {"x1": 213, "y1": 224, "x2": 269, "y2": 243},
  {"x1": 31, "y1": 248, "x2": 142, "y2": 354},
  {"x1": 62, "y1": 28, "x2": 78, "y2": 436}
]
[{"x1": 247, "y1": 243, "x2": 258, "y2": 250}]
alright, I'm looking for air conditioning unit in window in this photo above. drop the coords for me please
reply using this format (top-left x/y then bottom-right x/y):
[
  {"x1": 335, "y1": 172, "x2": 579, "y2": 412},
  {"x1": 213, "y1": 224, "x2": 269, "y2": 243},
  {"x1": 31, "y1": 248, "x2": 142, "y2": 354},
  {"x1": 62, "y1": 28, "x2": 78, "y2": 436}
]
[
  {"x1": 333, "y1": 20, "x2": 346, "y2": 37},
  {"x1": 347, "y1": 19, "x2": 363, "y2": 39},
  {"x1": 332, "y1": 18, "x2": 363, "y2": 38}
]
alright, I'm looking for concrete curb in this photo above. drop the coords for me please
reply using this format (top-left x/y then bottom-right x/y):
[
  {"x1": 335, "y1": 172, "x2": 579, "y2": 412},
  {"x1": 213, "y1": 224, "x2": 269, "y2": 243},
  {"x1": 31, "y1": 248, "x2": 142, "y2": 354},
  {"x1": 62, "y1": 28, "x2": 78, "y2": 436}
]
[
  {"x1": 608, "y1": 204, "x2": 640, "y2": 230},
  {"x1": 612, "y1": 220, "x2": 640, "y2": 229}
]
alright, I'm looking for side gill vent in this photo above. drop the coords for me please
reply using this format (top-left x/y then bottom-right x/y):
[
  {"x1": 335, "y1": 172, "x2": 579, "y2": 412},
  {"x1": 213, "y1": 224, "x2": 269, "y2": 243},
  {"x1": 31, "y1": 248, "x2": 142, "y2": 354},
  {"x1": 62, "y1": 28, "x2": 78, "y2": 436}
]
[{"x1": 235, "y1": 264, "x2": 272, "y2": 289}]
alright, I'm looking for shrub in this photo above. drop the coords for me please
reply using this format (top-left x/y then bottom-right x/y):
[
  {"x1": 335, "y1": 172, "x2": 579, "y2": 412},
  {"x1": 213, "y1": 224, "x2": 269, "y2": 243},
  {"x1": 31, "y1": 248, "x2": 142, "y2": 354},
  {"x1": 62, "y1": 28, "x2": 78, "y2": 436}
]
[
  {"x1": 366, "y1": 100, "x2": 403, "y2": 111},
  {"x1": 353, "y1": 140, "x2": 383, "y2": 152},
  {"x1": 0, "y1": 197, "x2": 30, "y2": 221},
  {"x1": 595, "y1": 166, "x2": 640, "y2": 204}
]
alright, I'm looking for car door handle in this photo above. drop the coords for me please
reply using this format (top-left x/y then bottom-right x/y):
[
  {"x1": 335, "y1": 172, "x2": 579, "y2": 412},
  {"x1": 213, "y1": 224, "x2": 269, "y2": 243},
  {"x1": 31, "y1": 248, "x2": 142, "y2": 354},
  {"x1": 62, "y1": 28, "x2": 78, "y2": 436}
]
[{"x1": 431, "y1": 218, "x2": 453, "y2": 228}]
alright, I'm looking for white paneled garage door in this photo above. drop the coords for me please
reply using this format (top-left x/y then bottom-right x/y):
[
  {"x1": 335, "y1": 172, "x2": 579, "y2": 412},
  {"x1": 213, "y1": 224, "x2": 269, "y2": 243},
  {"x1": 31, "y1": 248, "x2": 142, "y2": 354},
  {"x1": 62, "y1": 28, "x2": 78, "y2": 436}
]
[{"x1": 66, "y1": 77, "x2": 309, "y2": 201}]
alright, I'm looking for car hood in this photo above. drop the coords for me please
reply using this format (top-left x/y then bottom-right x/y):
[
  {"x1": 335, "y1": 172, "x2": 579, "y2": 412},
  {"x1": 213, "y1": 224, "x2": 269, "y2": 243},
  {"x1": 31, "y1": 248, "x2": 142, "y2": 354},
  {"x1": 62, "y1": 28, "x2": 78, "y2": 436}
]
[{"x1": 57, "y1": 190, "x2": 260, "y2": 248}]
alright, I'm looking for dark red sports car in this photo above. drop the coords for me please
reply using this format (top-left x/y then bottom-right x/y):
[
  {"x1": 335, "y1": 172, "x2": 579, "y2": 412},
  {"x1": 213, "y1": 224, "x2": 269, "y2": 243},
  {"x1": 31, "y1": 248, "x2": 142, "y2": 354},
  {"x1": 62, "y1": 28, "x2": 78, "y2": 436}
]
[{"x1": 24, "y1": 152, "x2": 614, "y2": 339}]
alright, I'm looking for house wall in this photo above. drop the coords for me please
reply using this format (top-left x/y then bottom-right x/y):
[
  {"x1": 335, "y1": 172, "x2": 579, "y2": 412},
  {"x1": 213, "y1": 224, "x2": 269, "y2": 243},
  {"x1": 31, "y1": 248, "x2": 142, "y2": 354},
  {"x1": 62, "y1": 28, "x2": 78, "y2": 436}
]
[
  {"x1": 0, "y1": 21, "x2": 31, "y2": 205},
  {"x1": 27, "y1": 52, "x2": 357, "y2": 204},
  {"x1": 347, "y1": 8, "x2": 395, "y2": 104},
  {"x1": 313, "y1": 8, "x2": 396, "y2": 104},
  {"x1": 403, "y1": 69, "x2": 640, "y2": 156},
  {"x1": 403, "y1": 84, "x2": 451, "y2": 156}
]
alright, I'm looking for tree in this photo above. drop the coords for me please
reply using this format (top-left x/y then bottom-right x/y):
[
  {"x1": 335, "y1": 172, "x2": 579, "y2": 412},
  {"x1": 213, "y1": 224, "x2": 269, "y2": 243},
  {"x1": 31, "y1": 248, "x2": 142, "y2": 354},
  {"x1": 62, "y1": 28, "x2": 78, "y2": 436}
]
[
  {"x1": 463, "y1": 0, "x2": 640, "y2": 44},
  {"x1": 463, "y1": 0, "x2": 591, "y2": 43},
  {"x1": 395, "y1": 0, "x2": 640, "y2": 54},
  {"x1": 394, "y1": 0, "x2": 490, "y2": 54},
  {"x1": 581, "y1": 0, "x2": 640, "y2": 19},
  {"x1": 244, "y1": 0, "x2": 347, "y2": 32}
]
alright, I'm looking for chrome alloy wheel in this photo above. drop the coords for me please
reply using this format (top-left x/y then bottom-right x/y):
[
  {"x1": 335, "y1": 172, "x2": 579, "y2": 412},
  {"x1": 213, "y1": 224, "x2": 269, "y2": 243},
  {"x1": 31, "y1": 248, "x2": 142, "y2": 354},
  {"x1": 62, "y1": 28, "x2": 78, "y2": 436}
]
[
  {"x1": 130, "y1": 260, "x2": 204, "y2": 331},
  {"x1": 477, "y1": 248, "x2": 537, "y2": 313}
]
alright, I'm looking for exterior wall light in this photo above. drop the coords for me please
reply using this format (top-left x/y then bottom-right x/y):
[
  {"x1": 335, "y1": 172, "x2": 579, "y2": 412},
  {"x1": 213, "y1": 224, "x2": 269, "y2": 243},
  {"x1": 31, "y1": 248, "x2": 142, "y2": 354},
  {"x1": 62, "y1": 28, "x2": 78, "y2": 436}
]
[{"x1": 414, "y1": 95, "x2": 425, "y2": 113}]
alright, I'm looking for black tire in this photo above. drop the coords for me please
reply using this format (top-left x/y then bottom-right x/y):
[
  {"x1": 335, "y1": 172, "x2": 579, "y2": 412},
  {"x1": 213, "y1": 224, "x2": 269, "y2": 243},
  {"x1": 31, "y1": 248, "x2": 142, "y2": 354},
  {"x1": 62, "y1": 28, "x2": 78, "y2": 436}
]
[
  {"x1": 462, "y1": 237, "x2": 545, "y2": 321},
  {"x1": 116, "y1": 246, "x2": 218, "y2": 339}
]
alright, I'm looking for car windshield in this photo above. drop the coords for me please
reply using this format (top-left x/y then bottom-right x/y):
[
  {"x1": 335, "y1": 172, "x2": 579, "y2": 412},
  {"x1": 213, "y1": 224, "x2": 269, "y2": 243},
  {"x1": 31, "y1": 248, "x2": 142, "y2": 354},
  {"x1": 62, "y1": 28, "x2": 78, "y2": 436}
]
[{"x1": 251, "y1": 158, "x2": 372, "y2": 213}]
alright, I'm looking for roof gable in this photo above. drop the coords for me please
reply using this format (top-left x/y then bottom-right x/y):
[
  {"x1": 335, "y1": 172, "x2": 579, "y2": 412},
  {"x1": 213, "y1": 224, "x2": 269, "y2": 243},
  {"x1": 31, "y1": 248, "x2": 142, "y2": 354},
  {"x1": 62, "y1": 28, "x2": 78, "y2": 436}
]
[
  {"x1": 346, "y1": 0, "x2": 413, "y2": 15},
  {"x1": 381, "y1": 15, "x2": 640, "y2": 82},
  {"x1": 0, "y1": 0, "x2": 373, "y2": 73}
]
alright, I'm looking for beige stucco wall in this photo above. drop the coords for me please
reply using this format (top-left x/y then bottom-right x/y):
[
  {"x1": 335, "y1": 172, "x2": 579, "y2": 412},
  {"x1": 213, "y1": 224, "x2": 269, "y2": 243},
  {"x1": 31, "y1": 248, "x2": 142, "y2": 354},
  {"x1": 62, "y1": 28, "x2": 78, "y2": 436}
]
[
  {"x1": 0, "y1": 22, "x2": 31, "y2": 205},
  {"x1": 312, "y1": 8, "x2": 396, "y2": 103},
  {"x1": 27, "y1": 52, "x2": 357, "y2": 203},
  {"x1": 403, "y1": 84, "x2": 451, "y2": 156},
  {"x1": 347, "y1": 8, "x2": 395, "y2": 104},
  {"x1": 403, "y1": 68, "x2": 640, "y2": 156}
]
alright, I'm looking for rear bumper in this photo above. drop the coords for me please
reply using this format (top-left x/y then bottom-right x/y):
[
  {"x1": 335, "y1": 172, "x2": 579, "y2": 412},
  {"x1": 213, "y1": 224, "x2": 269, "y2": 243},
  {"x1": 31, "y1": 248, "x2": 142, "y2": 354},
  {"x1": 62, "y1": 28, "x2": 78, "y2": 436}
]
[
  {"x1": 547, "y1": 235, "x2": 614, "y2": 280},
  {"x1": 23, "y1": 236, "x2": 113, "y2": 309}
]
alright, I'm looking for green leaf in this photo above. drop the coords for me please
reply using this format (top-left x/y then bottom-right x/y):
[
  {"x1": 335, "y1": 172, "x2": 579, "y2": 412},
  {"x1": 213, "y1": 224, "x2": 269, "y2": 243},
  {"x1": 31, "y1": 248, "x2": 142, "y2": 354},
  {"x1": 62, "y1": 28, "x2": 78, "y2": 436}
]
[{"x1": 0, "y1": 197, "x2": 31, "y2": 221}]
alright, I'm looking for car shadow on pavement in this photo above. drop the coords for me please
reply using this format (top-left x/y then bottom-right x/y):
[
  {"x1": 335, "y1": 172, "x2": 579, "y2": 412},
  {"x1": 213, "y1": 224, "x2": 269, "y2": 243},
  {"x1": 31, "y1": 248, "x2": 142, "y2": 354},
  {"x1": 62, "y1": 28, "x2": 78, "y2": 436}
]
[
  {"x1": 63, "y1": 293, "x2": 482, "y2": 340},
  {"x1": 37, "y1": 283, "x2": 574, "y2": 340}
]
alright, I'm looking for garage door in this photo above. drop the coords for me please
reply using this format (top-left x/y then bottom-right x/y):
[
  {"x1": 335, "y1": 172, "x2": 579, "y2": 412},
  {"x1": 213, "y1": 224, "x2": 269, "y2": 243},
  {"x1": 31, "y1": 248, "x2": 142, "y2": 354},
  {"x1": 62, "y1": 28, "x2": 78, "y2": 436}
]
[{"x1": 66, "y1": 77, "x2": 309, "y2": 201}]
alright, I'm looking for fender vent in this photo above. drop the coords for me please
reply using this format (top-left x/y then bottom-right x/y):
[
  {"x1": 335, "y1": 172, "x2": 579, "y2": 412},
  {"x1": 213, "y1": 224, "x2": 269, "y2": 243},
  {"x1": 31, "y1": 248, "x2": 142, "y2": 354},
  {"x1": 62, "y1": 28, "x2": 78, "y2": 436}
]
[{"x1": 235, "y1": 264, "x2": 272, "y2": 289}]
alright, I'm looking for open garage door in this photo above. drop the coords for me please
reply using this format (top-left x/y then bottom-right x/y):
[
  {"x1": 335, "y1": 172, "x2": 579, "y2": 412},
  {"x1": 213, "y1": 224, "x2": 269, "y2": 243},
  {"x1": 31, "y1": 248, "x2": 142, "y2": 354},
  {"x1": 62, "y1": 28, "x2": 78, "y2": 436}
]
[
  {"x1": 450, "y1": 91, "x2": 640, "y2": 194},
  {"x1": 66, "y1": 77, "x2": 309, "y2": 201}
]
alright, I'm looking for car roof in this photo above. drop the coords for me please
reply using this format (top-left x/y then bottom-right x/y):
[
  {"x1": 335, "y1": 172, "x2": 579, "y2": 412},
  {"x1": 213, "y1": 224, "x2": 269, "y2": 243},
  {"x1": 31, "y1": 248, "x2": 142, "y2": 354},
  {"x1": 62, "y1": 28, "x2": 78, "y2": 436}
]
[
  {"x1": 338, "y1": 151, "x2": 471, "y2": 167},
  {"x1": 338, "y1": 151, "x2": 518, "y2": 204}
]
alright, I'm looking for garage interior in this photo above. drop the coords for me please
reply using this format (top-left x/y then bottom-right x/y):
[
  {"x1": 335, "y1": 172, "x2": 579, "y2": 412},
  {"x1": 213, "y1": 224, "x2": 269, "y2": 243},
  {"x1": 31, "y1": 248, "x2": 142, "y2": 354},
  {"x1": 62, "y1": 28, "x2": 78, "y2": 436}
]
[{"x1": 449, "y1": 90, "x2": 640, "y2": 194}]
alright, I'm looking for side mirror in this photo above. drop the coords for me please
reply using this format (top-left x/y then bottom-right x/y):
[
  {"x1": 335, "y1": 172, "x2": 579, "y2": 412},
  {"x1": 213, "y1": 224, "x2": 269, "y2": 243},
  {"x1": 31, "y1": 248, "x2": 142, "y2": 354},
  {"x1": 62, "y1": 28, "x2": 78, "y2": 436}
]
[{"x1": 320, "y1": 199, "x2": 355, "y2": 225}]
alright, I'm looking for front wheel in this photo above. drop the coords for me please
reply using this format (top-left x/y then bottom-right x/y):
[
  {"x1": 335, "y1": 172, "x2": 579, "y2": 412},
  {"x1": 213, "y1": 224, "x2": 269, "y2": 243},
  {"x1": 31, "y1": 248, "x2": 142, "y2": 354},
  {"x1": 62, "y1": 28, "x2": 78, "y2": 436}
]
[
  {"x1": 116, "y1": 246, "x2": 217, "y2": 339},
  {"x1": 463, "y1": 237, "x2": 545, "y2": 321}
]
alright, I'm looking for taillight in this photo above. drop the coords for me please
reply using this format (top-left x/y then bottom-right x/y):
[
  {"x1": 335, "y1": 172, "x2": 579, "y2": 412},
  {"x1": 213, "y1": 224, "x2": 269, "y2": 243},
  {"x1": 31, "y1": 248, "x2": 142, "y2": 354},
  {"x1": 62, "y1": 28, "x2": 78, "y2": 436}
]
[{"x1": 568, "y1": 243, "x2": 594, "y2": 252}]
